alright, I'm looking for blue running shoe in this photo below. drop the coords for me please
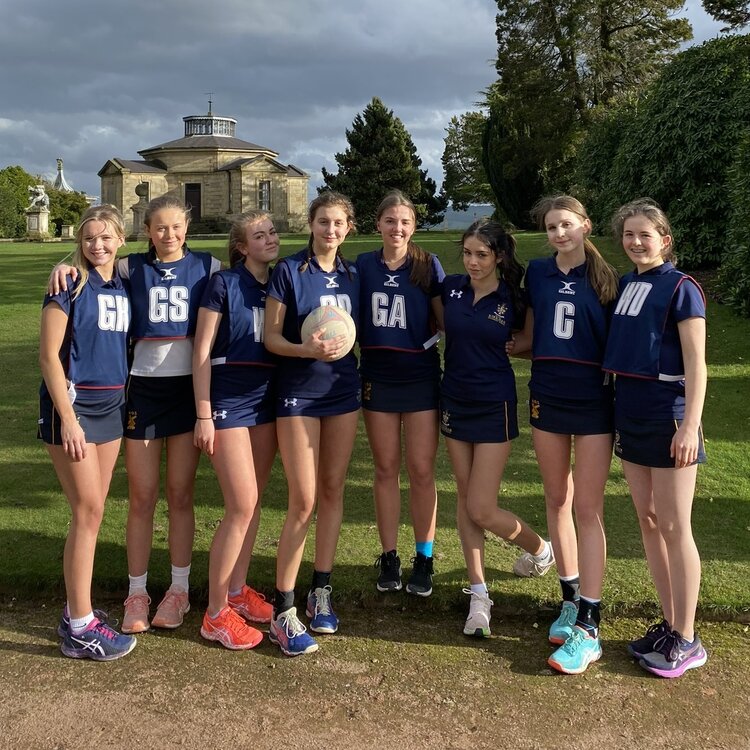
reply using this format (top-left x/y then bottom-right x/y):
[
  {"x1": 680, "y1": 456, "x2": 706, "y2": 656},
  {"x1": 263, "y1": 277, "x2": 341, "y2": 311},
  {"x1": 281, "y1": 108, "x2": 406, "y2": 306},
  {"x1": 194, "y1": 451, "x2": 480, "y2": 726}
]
[
  {"x1": 627, "y1": 619, "x2": 670, "y2": 659},
  {"x1": 548, "y1": 627, "x2": 602, "y2": 675},
  {"x1": 549, "y1": 600, "x2": 578, "y2": 645},
  {"x1": 306, "y1": 585, "x2": 339, "y2": 634},
  {"x1": 639, "y1": 630, "x2": 707, "y2": 678},
  {"x1": 60, "y1": 617, "x2": 136, "y2": 661},
  {"x1": 269, "y1": 607, "x2": 319, "y2": 657},
  {"x1": 57, "y1": 608, "x2": 113, "y2": 639}
]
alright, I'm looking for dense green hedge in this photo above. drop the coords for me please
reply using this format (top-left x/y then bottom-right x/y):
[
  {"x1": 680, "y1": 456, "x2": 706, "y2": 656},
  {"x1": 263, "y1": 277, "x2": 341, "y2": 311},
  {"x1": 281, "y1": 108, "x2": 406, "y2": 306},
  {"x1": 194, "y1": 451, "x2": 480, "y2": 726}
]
[{"x1": 575, "y1": 34, "x2": 750, "y2": 271}]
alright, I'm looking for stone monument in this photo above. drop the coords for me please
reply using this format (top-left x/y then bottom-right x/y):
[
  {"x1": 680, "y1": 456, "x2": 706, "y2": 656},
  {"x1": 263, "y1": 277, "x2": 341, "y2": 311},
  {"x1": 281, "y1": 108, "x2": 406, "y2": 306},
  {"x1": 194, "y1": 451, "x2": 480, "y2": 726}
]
[
  {"x1": 26, "y1": 184, "x2": 50, "y2": 239},
  {"x1": 129, "y1": 182, "x2": 150, "y2": 240}
]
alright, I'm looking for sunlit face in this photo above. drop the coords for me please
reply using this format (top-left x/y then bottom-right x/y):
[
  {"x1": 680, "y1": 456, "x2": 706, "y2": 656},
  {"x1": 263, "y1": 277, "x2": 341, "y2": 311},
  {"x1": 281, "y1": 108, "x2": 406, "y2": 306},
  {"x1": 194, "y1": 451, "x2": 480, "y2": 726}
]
[
  {"x1": 145, "y1": 208, "x2": 188, "y2": 260},
  {"x1": 462, "y1": 234, "x2": 499, "y2": 284},
  {"x1": 238, "y1": 218, "x2": 279, "y2": 266},
  {"x1": 310, "y1": 205, "x2": 351, "y2": 254},
  {"x1": 377, "y1": 205, "x2": 415, "y2": 254},
  {"x1": 544, "y1": 208, "x2": 590, "y2": 257},
  {"x1": 622, "y1": 214, "x2": 671, "y2": 273},
  {"x1": 81, "y1": 219, "x2": 124, "y2": 273}
]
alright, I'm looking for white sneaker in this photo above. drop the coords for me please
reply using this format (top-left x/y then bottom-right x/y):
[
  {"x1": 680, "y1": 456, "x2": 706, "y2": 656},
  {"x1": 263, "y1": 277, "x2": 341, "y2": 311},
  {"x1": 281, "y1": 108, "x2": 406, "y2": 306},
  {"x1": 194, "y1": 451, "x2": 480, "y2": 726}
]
[
  {"x1": 512, "y1": 541, "x2": 555, "y2": 578},
  {"x1": 462, "y1": 588, "x2": 493, "y2": 637}
]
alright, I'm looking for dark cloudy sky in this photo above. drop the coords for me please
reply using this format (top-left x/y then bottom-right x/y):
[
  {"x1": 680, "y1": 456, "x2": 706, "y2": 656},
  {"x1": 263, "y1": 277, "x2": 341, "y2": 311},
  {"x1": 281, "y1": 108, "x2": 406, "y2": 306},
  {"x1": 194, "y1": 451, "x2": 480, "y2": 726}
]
[{"x1": 0, "y1": 0, "x2": 727, "y2": 199}]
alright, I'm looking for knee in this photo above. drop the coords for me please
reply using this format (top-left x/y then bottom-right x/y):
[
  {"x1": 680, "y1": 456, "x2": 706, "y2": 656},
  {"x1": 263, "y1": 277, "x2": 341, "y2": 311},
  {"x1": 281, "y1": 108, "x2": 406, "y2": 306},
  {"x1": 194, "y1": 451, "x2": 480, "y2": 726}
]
[
  {"x1": 635, "y1": 508, "x2": 659, "y2": 534},
  {"x1": 373, "y1": 458, "x2": 400, "y2": 484},
  {"x1": 545, "y1": 490, "x2": 571, "y2": 513},
  {"x1": 165, "y1": 484, "x2": 195, "y2": 513},
  {"x1": 466, "y1": 500, "x2": 492, "y2": 530},
  {"x1": 573, "y1": 499, "x2": 603, "y2": 528},
  {"x1": 287, "y1": 494, "x2": 316, "y2": 526},
  {"x1": 406, "y1": 459, "x2": 435, "y2": 490},
  {"x1": 72, "y1": 499, "x2": 105, "y2": 532}
]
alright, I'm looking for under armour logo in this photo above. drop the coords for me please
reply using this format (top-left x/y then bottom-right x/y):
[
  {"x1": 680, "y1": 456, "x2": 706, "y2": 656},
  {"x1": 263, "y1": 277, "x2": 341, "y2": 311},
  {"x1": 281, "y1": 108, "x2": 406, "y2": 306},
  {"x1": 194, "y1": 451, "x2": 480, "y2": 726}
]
[
  {"x1": 284, "y1": 398, "x2": 298, "y2": 407},
  {"x1": 160, "y1": 267, "x2": 178, "y2": 281},
  {"x1": 212, "y1": 410, "x2": 227, "y2": 420},
  {"x1": 384, "y1": 274, "x2": 399, "y2": 288},
  {"x1": 324, "y1": 275, "x2": 339, "y2": 289},
  {"x1": 450, "y1": 289, "x2": 463, "y2": 298},
  {"x1": 559, "y1": 280, "x2": 576, "y2": 295}
]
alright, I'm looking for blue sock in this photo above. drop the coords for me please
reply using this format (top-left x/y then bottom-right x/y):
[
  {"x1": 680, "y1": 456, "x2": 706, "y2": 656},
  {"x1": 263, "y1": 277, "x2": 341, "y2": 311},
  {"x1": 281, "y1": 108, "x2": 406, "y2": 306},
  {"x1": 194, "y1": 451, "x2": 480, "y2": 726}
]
[{"x1": 416, "y1": 541, "x2": 433, "y2": 558}]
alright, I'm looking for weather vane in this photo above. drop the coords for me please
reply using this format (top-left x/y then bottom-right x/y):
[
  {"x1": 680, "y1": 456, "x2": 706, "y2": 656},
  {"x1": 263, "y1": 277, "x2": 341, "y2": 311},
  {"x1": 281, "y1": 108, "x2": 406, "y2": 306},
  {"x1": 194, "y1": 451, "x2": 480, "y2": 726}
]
[{"x1": 204, "y1": 92, "x2": 214, "y2": 115}]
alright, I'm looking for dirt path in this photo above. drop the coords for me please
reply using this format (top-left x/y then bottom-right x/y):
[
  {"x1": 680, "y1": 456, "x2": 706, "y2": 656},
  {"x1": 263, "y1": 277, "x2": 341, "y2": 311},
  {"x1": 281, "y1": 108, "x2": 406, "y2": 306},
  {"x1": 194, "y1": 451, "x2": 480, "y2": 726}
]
[{"x1": 1, "y1": 599, "x2": 748, "y2": 750}]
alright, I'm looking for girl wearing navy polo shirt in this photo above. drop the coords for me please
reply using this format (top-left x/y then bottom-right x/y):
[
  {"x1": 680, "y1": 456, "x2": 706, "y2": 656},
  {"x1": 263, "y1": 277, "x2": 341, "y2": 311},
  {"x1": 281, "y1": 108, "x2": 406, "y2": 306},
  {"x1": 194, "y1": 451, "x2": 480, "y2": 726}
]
[
  {"x1": 357, "y1": 191, "x2": 444, "y2": 597},
  {"x1": 40, "y1": 205, "x2": 135, "y2": 660},
  {"x1": 511, "y1": 195, "x2": 619, "y2": 675},
  {"x1": 604, "y1": 200, "x2": 707, "y2": 678},
  {"x1": 192, "y1": 211, "x2": 278, "y2": 650},
  {"x1": 264, "y1": 191, "x2": 360, "y2": 656},
  {"x1": 436, "y1": 220, "x2": 553, "y2": 638}
]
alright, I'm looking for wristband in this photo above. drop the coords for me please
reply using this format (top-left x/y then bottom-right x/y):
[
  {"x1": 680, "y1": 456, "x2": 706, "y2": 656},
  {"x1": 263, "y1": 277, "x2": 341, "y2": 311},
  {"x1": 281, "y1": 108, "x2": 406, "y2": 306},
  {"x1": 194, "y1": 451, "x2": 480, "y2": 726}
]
[{"x1": 196, "y1": 416, "x2": 213, "y2": 420}]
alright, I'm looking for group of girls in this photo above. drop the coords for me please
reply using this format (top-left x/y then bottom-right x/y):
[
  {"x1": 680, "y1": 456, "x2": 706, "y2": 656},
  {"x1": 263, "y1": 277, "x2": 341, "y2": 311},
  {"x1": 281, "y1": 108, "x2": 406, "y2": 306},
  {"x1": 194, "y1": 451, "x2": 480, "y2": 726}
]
[{"x1": 40, "y1": 187, "x2": 708, "y2": 679}]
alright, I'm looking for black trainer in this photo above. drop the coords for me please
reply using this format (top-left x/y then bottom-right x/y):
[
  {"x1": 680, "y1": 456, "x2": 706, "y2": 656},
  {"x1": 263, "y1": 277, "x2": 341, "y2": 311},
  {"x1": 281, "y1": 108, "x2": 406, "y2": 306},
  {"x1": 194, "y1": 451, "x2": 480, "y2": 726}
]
[
  {"x1": 375, "y1": 550, "x2": 402, "y2": 592},
  {"x1": 406, "y1": 552, "x2": 434, "y2": 597}
]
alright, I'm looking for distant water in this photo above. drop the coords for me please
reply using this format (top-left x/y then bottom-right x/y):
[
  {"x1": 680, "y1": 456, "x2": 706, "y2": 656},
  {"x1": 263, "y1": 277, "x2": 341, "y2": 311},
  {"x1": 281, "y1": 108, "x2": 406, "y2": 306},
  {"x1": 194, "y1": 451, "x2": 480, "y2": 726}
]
[{"x1": 433, "y1": 204, "x2": 495, "y2": 230}]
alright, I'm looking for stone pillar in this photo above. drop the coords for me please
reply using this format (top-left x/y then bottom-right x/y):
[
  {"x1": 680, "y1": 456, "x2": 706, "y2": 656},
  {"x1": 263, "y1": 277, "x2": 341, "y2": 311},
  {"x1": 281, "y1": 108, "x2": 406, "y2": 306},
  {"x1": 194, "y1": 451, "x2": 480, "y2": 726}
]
[
  {"x1": 129, "y1": 182, "x2": 150, "y2": 241},
  {"x1": 26, "y1": 208, "x2": 50, "y2": 240},
  {"x1": 61, "y1": 225, "x2": 75, "y2": 240}
]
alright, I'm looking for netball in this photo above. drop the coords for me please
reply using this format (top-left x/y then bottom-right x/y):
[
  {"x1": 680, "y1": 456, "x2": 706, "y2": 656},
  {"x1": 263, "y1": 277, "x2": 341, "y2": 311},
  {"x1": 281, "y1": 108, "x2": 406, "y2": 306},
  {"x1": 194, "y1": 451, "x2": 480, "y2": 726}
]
[{"x1": 301, "y1": 305, "x2": 356, "y2": 359}]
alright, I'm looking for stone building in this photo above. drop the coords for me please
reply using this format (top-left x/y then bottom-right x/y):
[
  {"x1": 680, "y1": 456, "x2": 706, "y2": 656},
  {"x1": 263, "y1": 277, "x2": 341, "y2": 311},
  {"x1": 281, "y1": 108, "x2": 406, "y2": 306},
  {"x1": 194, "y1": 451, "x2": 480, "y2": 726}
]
[{"x1": 99, "y1": 107, "x2": 309, "y2": 236}]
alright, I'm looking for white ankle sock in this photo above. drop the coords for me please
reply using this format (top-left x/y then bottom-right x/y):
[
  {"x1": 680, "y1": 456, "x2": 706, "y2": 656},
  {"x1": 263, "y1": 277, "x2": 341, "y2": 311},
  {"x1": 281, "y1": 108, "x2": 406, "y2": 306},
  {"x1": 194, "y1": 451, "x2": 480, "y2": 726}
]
[
  {"x1": 70, "y1": 611, "x2": 95, "y2": 634},
  {"x1": 128, "y1": 572, "x2": 148, "y2": 596},
  {"x1": 532, "y1": 540, "x2": 552, "y2": 563},
  {"x1": 171, "y1": 564, "x2": 190, "y2": 592},
  {"x1": 470, "y1": 583, "x2": 489, "y2": 596}
]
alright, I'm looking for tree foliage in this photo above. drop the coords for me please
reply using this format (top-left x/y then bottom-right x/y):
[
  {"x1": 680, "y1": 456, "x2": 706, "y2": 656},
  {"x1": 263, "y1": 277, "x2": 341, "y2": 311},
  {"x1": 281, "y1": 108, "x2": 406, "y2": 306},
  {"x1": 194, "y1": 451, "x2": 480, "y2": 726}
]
[
  {"x1": 47, "y1": 187, "x2": 90, "y2": 236},
  {"x1": 441, "y1": 112, "x2": 493, "y2": 210},
  {"x1": 482, "y1": 0, "x2": 691, "y2": 226},
  {"x1": 575, "y1": 34, "x2": 750, "y2": 269},
  {"x1": 0, "y1": 165, "x2": 37, "y2": 238},
  {"x1": 702, "y1": 0, "x2": 750, "y2": 30},
  {"x1": 321, "y1": 97, "x2": 445, "y2": 233}
]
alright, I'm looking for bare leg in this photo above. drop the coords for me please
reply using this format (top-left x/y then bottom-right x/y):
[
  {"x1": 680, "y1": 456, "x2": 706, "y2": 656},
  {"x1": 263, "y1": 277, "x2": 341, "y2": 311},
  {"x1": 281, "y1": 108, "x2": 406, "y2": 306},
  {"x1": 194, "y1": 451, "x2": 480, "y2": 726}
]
[
  {"x1": 403, "y1": 409, "x2": 438, "y2": 545},
  {"x1": 164, "y1": 432, "x2": 200, "y2": 569}
]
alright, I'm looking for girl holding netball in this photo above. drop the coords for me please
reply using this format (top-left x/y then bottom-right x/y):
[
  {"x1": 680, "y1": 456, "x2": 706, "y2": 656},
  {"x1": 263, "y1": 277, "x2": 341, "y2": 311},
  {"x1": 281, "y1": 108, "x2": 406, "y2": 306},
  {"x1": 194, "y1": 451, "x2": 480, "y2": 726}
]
[
  {"x1": 511, "y1": 195, "x2": 618, "y2": 674},
  {"x1": 40, "y1": 205, "x2": 135, "y2": 660},
  {"x1": 357, "y1": 191, "x2": 444, "y2": 596},
  {"x1": 604, "y1": 199, "x2": 707, "y2": 678},
  {"x1": 263, "y1": 191, "x2": 360, "y2": 656},
  {"x1": 436, "y1": 219, "x2": 554, "y2": 639},
  {"x1": 49, "y1": 195, "x2": 220, "y2": 633},
  {"x1": 193, "y1": 211, "x2": 278, "y2": 650}
]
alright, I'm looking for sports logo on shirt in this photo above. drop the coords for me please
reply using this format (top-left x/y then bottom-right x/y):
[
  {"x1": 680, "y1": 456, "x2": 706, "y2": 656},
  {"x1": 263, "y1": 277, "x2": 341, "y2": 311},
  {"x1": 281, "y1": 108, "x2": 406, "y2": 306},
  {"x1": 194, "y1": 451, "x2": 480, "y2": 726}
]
[
  {"x1": 449, "y1": 289, "x2": 463, "y2": 299},
  {"x1": 530, "y1": 399, "x2": 540, "y2": 420},
  {"x1": 384, "y1": 274, "x2": 399, "y2": 288},
  {"x1": 362, "y1": 381, "x2": 372, "y2": 402},
  {"x1": 324, "y1": 275, "x2": 339, "y2": 289},
  {"x1": 558, "y1": 281, "x2": 576, "y2": 295},
  {"x1": 127, "y1": 411, "x2": 137, "y2": 431},
  {"x1": 212, "y1": 410, "x2": 227, "y2": 420},
  {"x1": 487, "y1": 303, "x2": 508, "y2": 326},
  {"x1": 284, "y1": 398, "x2": 298, "y2": 408},
  {"x1": 160, "y1": 267, "x2": 178, "y2": 281}
]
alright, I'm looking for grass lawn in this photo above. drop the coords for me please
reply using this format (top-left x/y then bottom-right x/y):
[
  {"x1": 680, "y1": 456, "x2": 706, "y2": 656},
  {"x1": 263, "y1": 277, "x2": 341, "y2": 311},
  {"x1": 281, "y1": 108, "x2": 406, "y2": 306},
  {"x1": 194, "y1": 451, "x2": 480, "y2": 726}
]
[{"x1": 1, "y1": 230, "x2": 748, "y2": 619}]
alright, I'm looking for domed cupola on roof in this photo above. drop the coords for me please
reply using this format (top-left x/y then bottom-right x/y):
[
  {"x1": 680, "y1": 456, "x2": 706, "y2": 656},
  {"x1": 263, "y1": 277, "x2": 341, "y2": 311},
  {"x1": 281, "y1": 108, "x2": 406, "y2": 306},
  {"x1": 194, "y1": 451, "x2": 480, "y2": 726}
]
[{"x1": 183, "y1": 98, "x2": 237, "y2": 137}]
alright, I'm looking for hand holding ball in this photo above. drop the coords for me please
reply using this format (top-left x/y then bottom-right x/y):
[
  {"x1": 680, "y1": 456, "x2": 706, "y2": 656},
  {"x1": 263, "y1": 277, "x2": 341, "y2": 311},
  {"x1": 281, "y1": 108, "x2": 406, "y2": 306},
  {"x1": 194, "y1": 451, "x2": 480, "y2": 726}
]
[{"x1": 301, "y1": 305, "x2": 356, "y2": 361}]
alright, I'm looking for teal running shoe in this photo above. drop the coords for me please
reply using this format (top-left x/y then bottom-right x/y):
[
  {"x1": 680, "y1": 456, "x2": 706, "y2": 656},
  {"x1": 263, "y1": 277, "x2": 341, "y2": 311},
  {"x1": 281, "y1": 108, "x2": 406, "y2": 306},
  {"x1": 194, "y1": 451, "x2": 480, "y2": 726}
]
[
  {"x1": 548, "y1": 627, "x2": 602, "y2": 674},
  {"x1": 549, "y1": 600, "x2": 578, "y2": 645}
]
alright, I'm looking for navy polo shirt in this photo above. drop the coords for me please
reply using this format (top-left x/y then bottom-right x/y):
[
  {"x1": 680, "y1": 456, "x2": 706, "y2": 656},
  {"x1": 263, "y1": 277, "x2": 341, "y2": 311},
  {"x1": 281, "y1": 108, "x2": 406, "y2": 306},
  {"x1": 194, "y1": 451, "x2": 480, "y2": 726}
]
[{"x1": 440, "y1": 274, "x2": 517, "y2": 402}]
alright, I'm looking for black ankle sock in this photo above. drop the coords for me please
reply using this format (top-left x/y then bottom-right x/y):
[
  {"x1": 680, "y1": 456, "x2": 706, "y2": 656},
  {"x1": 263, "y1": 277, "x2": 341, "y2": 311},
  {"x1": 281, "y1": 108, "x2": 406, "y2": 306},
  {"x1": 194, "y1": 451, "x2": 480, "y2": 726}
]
[
  {"x1": 576, "y1": 597, "x2": 601, "y2": 638},
  {"x1": 311, "y1": 570, "x2": 331, "y2": 591},
  {"x1": 560, "y1": 576, "x2": 580, "y2": 603},
  {"x1": 273, "y1": 589, "x2": 295, "y2": 617}
]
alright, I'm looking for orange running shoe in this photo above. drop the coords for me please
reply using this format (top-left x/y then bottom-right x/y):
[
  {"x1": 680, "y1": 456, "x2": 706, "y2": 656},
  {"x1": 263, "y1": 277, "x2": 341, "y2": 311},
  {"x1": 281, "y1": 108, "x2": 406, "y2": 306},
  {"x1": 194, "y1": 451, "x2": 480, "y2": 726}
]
[
  {"x1": 122, "y1": 592, "x2": 151, "y2": 634},
  {"x1": 228, "y1": 585, "x2": 273, "y2": 624},
  {"x1": 151, "y1": 587, "x2": 190, "y2": 629},
  {"x1": 200, "y1": 606, "x2": 263, "y2": 650}
]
